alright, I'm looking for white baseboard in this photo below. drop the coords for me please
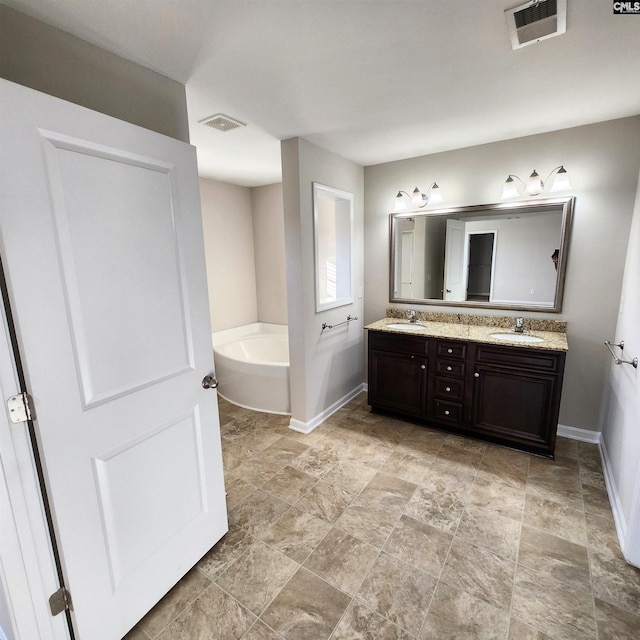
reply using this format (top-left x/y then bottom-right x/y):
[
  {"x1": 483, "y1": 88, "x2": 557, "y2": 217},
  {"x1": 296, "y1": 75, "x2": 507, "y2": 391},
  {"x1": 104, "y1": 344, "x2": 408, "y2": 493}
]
[
  {"x1": 288, "y1": 383, "x2": 366, "y2": 434},
  {"x1": 557, "y1": 423, "x2": 601, "y2": 444},
  {"x1": 599, "y1": 436, "x2": 628, "y2": 554}
]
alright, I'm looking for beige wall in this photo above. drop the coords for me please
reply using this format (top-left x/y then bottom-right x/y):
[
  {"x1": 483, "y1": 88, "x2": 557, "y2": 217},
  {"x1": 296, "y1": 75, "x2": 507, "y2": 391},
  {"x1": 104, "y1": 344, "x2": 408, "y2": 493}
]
[
  {"x1": 282, "y1": 137, "x2": 364, "y2": 428},
  {"x1": 200, "y1": 179, "x2": 288, "y2": 332},
  {"x1": 0, "y1": 5, "x2": 189, "y2": 142},
  {"x1": 252, "y1": 184, "x2": 288, "y2": 325},
  {"x1": 364, "y1": 117, "x2": 640, "y2": 432},
  {"x1": 200, "y1": 178, "x2": 258, "y2": 332}
]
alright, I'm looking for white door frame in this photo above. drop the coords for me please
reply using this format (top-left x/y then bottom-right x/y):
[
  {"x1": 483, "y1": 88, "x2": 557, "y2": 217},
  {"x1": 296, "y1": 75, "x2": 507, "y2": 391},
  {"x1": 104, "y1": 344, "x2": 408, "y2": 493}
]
[
  {"x1": 0, "y1": 262, "x2": 71, "y2": 640},
  {"x1": 464, "y1": 230, "x2": 498, "y2": 302}
]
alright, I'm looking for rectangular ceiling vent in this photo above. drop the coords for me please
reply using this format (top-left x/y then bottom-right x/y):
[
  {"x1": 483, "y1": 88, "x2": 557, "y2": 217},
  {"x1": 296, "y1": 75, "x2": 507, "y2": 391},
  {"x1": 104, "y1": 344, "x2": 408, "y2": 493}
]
[
  {"x1": 505, "y1": 0, "x2": 566, "y2": 50},
  {"x1": 199, "y1": 114, "x2": 246, "y2": 132}
]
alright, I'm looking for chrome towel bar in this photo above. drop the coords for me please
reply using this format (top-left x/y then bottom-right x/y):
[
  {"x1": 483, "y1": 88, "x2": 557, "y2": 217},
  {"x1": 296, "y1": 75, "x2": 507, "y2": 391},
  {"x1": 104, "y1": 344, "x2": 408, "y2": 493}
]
[
  {"x1": 322, "y1": 315, "x2": 358, "y2": 331},
  {"x1": 604, "y1": 340, "x2": 638, "y2": 368}
]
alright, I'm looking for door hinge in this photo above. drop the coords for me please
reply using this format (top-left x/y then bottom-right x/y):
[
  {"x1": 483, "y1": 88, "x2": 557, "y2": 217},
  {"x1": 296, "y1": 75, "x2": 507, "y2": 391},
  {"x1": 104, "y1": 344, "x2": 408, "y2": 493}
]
[
  {"x1": 6, "y1": 391, "x2": 36, "y2": 423},
  {"x1": 49, "y1": 587, "x2": 73, "y2": 616}
]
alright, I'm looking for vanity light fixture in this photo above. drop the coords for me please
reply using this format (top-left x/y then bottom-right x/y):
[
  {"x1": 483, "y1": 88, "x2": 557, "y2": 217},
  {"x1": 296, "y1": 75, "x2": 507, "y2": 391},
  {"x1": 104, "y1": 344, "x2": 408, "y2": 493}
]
[
  {"x1": 394, "y1": 183, "x2": 443, "y2": 211},
  {"x1": 501, "y1": 166, "x2": 571, "y2": 199}
]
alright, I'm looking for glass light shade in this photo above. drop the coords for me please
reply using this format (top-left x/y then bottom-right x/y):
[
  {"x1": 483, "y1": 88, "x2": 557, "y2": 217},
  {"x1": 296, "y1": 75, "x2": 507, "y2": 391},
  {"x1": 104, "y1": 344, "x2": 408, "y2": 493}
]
[
  {"x1": 550, "y1": 166, "x2": 572, "y2": 192},
  {"x1": 394, "y1": 191, "x2": 407, "y2": 212},
  {"x1": 429, "y1": 183, "x2": 443, "y2": 204},
  {"x1": 411, "y1": 187, "x2": 424, "y2": 206},
  {"x1": 501, "y1": 176, "x2": 519, "y2": 199},
  {"x1": 525, "y1": 170, "x2": 543, "y2": 195}
]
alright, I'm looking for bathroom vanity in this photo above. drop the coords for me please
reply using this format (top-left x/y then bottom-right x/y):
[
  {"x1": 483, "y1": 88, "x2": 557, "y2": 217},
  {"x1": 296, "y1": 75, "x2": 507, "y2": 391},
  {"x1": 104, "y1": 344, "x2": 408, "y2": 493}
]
[{"x1": 366, "y1": 317, "x2": 567, "y2": 457}]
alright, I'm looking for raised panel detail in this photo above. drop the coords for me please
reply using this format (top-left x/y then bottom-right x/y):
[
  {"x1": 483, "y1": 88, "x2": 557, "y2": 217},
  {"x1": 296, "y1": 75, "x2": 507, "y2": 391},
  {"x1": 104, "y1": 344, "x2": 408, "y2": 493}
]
[
  {"x1": 40, "y1": 131, "x2": 194, "y2": 407},
  {"x1": 93, "y1": 410, "x2": 207, "y2": 588}
]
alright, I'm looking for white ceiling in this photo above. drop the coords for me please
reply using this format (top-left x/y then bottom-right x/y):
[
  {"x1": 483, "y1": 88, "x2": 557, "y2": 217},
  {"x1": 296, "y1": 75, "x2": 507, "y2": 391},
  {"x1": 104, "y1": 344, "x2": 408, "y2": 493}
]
[{"x1": 6, "y1": 0, "x2": 640, "y2": 187}]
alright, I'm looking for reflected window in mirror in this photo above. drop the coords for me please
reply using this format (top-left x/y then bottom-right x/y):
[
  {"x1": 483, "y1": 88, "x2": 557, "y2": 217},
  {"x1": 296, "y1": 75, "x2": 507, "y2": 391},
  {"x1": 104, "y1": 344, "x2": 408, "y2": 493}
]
[
  {"x1": 389, "y1": 197, "x2": 574, "y2": 313},
  {"x1": 313, "y1": 183, "x2": 354, "y2": 312}
]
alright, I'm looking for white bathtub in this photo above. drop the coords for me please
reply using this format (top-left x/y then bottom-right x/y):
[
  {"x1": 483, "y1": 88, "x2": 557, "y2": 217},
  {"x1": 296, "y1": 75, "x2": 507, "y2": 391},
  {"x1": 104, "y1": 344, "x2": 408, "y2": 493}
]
[{"x1": 212, "y1": 323, "x2": 290, "y2": 415}]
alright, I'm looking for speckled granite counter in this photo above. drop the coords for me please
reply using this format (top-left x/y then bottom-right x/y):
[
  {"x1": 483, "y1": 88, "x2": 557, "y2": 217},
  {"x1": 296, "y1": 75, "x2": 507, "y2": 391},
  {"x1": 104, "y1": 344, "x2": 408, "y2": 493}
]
[{"x1": 365, "y1": 315, "x2": 568, "y2": 352}]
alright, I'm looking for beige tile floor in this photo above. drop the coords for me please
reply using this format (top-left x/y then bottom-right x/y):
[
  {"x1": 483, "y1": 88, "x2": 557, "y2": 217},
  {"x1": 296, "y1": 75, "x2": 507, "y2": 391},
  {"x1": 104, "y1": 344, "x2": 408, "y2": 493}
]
[{"x1": 124, "y1": 393, "x2": 640, "y2": 640}]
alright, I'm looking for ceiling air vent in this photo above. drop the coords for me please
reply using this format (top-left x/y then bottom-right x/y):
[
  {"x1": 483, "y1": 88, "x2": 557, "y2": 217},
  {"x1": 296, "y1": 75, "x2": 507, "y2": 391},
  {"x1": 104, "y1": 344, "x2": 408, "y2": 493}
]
[
  {"x1": 199, "y1": 114, "x2": 246, "y2": 132},
  {"x1": 505, "y1": 0, "x2": 567, "y2": 50}
]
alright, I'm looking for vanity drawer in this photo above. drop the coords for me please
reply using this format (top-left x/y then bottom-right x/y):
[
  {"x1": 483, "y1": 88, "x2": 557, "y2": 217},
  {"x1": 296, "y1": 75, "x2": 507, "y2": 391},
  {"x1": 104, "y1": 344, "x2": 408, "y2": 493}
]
[
  {"x1": 436, "y1": 340, "x2": 467, "y2": 359},
  {"x1": 475, "y1": 344, "x2": 562, "y2": 373},
  {"x1": 433, "y1": 400, "x2": 464, "y2": 425},
  {"x1": 434, "y1": 377, "x2": 465, "y2": 402},
  {"x1": 436, "y1": 359, "x2": 466, "y2": 378},
  {"x1": 369, "y1": 331, "x2": 428, "y2": 356}
]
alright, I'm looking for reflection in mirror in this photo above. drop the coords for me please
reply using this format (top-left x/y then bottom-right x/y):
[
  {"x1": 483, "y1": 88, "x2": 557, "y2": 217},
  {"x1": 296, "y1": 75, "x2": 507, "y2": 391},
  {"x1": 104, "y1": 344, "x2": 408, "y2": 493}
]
[
  {"x1": 313, "y1": 183, "x2": 354, "y2": 312},
  {"x1": 390, "y1": 197, "x2": 574, "y2": 312}
]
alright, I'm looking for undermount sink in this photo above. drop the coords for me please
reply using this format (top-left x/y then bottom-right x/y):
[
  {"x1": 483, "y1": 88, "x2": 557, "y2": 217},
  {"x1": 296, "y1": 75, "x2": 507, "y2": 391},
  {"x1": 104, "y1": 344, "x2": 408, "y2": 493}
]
[
  {"x1": 386, "y1": 323, "x2": 426, "y2": 332},
  {"x1": 489, "y1": 332, "x2": 544, "y2": 344}
]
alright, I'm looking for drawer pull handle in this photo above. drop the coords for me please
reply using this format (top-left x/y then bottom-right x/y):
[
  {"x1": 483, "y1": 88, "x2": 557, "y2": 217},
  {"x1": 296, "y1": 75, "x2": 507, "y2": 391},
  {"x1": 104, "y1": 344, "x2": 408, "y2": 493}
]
[
  {"x1": 421, "y1": 364, "x2": 426, "y2": 370},
  {"x1": 447, "y1": 348, "x2": 453, "y2": 354},
  {"x1": 474, "y1": 372, "x2": 480, "y2": 378},
  {"x1": 446, "y1": 366, "x2": 452, "y2": 371},
  {"x1": 445, "y1": 386, "x2": 451, "y2": 392},
  {"x1": 444, "y1": 410, "x2": 450, "y2": 416}
]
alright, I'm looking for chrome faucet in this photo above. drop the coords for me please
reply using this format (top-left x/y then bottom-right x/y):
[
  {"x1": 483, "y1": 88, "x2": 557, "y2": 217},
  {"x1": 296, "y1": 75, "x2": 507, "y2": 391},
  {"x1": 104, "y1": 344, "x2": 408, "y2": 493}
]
[
  {"x1": 513, "y1": 317, "x2": 525, "y2": 333},
  {"x1": 408, "y1": 309, "x2": 418, "y2": 323}
]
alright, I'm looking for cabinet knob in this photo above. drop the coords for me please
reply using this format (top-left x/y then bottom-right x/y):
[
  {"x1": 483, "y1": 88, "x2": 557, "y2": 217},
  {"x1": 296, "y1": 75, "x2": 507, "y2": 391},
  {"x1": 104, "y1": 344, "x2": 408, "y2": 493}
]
[
  {"x1": 444, "y1": 410, "x2": 450, "y2": 416},
  {"x1": 447, "y1": 348, "x2": 453, "y2": 354},
  {"x1": 474, "y1": 372, "x2": 480, "y2": 378},
  {"x1": 421, "y1": 364, "x2": 426, "y2": 370},
  {"x1": 445, "y1": 386, "x2": 451, "y2": 392},
  {"x1": 447, "y1": 366, "x2": 452, "y2": 371}
]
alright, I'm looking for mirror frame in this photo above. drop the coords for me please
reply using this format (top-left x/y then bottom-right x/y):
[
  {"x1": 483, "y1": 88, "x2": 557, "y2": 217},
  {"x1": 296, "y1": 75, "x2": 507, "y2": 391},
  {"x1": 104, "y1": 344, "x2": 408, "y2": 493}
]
[
  {"x1": 389, "y1": 196, "x2": 574, "y2": 313},
  {"x1": 313, "y1": 182, "x2": 354, "y2": 312}
]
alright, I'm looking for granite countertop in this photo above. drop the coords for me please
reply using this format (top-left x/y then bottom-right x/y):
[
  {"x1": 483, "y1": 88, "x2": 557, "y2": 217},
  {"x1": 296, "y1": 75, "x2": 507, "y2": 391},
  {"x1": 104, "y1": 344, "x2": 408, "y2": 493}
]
[{"x1": 364, "y1": 316, "x2": 568, "y2": 352}]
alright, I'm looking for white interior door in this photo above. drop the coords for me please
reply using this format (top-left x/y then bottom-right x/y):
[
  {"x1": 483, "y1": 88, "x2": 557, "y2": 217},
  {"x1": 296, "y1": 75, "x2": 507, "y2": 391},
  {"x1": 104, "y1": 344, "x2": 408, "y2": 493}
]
[
  {"x1": 0, "y1": 80, "x2": 227, "y2": 639},
  {"x1": 443, "y1": 219, "x2": 466, "y2": 301},
  {"x1": 400, "y1": 230, "x2": 415, "y2": 298}
]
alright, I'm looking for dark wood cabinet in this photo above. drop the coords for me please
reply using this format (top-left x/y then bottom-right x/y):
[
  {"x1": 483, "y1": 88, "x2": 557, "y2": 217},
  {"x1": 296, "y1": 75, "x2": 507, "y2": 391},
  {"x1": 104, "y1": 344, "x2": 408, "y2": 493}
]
[
  {"x1": 368, "y1": 332, "x2": 428, "y2": 418},
  {"x1": 367, "y1": 330, "x2": 566, "y2": 457}
]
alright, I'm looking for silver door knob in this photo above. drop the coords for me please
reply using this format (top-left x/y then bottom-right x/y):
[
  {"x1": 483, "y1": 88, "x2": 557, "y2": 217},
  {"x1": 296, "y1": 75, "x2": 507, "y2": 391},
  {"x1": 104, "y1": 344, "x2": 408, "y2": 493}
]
[
  {"x1": 202, "y1": 375, "x2": 219, "y2": 389},
  {"x1": 446, "y1": 387, "x2": 451, "y2": 392},
  {"x1": 421, "y1": 364, "x2": 426, "y2": 370},
  {"x1": 474, "y1": 372, "x2": 480, "y2": 378}
]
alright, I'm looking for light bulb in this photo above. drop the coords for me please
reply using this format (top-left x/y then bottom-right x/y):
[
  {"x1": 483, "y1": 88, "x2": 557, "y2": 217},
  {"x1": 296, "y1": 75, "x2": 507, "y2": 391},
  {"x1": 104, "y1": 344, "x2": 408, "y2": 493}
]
[
  {"x1": 394, "y1": 192, "x2": 407, "y2": 212},
  {"x1": 501, "y1": 176, "x2": 519, "y2": 199},
  {"x1": 525, "y1": 170, "x2": 543, "y2": 195},
  {"x1": 550, "y1": 166, "x2": 572, "y2": 192}
]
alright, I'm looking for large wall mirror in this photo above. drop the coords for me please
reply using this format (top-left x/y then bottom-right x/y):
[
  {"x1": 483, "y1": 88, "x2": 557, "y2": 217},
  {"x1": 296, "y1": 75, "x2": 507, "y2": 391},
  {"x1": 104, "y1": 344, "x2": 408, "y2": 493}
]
[
  {"x1": 313, "y1": 182, "x2": 354, "y2": 312},
  {"x1": 390, "y1": 196, "x2": 574, "y2": 312}
]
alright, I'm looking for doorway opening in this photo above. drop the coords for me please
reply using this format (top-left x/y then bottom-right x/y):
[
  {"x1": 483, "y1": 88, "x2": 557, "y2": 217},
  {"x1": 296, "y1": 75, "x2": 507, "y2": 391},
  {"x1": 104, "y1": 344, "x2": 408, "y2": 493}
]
[{"x1": 466, "y1": 232, "x2": 495, "y2": 302}]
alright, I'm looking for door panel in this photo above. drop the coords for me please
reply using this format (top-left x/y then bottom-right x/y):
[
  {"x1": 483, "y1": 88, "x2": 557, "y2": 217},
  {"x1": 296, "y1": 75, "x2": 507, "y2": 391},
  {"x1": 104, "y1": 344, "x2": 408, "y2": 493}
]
[
  {"x1": 41, "y1": 130, "x2": 194, "y2": 406},
  {"x1": 0, "y1": 79, "x2": 227, "y2": 640},
  {"x1": 93, "y1": 410, "x2": 206, "y2": 588},
  {"x1": 444, "y1": 219, "x2": 466, "y2": 300}
]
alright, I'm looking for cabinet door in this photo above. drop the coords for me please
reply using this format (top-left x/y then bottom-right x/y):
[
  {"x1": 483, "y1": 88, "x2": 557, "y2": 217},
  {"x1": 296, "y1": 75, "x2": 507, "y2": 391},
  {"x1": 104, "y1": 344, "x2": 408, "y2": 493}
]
[
  {"x1": 471, "y1": 365, "x2": 558, "y2": 455},
  {"x1": 368, "y1": 350, "x2": 428, "y2": 417}
]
